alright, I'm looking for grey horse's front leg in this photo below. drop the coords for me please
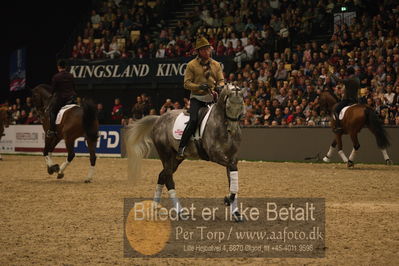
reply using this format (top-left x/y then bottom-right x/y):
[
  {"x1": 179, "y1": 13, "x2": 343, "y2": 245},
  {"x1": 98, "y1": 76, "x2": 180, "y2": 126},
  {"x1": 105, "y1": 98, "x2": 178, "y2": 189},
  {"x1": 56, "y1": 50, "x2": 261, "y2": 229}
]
[{"x1": 224, "y1": 162, "x2": 242, "y2": 222}]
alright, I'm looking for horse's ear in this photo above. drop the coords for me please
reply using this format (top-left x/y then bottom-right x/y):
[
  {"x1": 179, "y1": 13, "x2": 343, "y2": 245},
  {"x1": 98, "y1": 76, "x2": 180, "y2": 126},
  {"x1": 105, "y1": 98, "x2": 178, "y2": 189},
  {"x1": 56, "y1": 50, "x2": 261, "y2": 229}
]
[{"x1": 219, "y1": 87, "x2": 229, "y2": 102}]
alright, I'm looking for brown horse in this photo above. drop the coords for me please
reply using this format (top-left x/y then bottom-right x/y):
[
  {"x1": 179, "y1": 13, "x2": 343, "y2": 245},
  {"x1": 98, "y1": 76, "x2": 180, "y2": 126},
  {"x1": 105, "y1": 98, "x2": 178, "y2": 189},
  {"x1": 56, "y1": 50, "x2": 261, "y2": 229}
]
[
  {"x1": 0, "y1": 105, "x2": 10, "y2": 160},
  {"x1": 319, "y1": 91, "x2": 391, "y2": 167},
  {"x1": 31, "y1": 84, "x2": 99, "y2": 182}
]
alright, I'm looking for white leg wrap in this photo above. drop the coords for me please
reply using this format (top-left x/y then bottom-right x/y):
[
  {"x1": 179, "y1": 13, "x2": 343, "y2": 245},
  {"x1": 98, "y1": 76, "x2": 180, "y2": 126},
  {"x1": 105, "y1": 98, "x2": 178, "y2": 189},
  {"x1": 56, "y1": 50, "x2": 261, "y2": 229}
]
[
  {"x1": 86, "y1": 166, "x2": 95, "y2": 180},
  {"x1": 153, "y1": 184, "x2": 163, "y2": 204},
  {"x1": 229, "y1": 171, "x2": 239, "y2": 194},
  {"x1": 349, "y1": 148, "x2": 357, "y2": 162},
  {"x1": 230, "y1": 195, "x2": 238, "y2": 214},
  {"x1": 59, "y1": 160, "x2": 70, "y2": 174},
  {"x1": 381, "y1": 149, "x2": 390, "y2": 161},
  {"x1": 323, "y1": 146, "x2": 336, "y2": 162},
  {"x1": 327, "y1": 146, "x2": 335, "y2": 158},
  {"x1": 45, "y1": 155, "x2": 54, "y2": 167},
  {"x1": 338, "y1": 150, "x2": 348, "y2": 163},
  {"x1": 168, "y1": 189, "x2": 182, "y2": 213}
]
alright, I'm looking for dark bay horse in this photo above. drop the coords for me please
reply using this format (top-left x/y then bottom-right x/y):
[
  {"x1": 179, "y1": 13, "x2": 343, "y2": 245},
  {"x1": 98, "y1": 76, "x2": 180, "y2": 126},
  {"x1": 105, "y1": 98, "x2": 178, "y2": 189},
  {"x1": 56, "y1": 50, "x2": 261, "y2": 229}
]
[
  {"x1": 319, "y1": 91, "x2": 391, "y2": 167},
  {"x1": 31, "y1": 84, "x2": 99, "y2": 182},
  {"x1": 125, "y1": 85, "x2": 245, "y2": 221},
  {"x1": 0, "y1": 105, "x2": 10, "y2": 160}
]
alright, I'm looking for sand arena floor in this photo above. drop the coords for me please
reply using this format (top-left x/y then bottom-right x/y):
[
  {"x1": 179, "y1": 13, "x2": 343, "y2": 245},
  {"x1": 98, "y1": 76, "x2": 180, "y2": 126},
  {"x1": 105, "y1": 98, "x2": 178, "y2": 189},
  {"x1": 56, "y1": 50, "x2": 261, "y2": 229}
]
[{"x1": 0, "y1": 155, "x2": 398, "y2": 265}]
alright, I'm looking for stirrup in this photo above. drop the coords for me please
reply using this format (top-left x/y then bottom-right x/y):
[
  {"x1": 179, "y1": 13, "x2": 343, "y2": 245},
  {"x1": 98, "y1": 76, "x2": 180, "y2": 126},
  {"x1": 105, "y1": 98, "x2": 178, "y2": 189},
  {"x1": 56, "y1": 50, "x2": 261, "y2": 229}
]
[
  {"x1": 176, "y1": 147, "x2": 186, "y2": 160},
  {"x1": 333, "y1": 127, "x2": 343, "y2": 134}
]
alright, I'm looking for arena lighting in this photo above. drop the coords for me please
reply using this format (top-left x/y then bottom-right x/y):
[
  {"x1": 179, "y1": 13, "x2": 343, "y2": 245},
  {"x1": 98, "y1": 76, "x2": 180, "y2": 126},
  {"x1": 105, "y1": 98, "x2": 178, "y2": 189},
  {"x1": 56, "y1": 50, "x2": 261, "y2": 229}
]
[{"x1": 341, "y1": 6, "x2": 347, "y2": 12}]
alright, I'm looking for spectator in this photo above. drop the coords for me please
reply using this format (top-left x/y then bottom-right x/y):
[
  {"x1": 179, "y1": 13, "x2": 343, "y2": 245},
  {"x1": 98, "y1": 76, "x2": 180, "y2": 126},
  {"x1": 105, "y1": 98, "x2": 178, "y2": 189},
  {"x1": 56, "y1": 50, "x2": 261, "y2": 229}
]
[
  {"x1": 90, "y1": 10, "x2": 101, "y2": 25},
  {"x1": 97, "y1": 103, "x2": 107, "y2": 124},
  {"x1": 131, "y1": 96, "x2": 146, "y2": 120},
  {"x1": 111, "y1": 98, "x2": 124, "y2": 124},
  {"x1": 234, "y1": 40, "x2": 257, "y2": 68},
  {"x1": 10, "y1": 104, "x2": 20, "y2": 124},
  {"x1": 383, "y1": 85, "x2": 395, "y2": 106},
  {"x1": 25, "y1": 111, "x2": 40, "y2": 125},
  {"x1": 156, "y1": 43, "x2": 166, "y2": 58},
  {"x1": 16, "y1": 110, "x2": 28, "y2": 124},
  {"x1": 160, "y1": 98, "x2": 175, "y2": 115},
  {"x1": 103, "y1": 36, "x2": 120, "y2": 58}
]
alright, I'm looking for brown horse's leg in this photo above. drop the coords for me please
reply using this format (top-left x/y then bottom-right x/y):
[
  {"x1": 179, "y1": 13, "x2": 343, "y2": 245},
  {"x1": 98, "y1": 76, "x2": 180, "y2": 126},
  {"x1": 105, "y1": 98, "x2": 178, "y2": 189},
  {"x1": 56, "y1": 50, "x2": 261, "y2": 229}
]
[
  {"x1": 348, "y1": 134, "x2": 360, "y2": 167},
  {"x1": 381, "y1": 149, "x2": 392, "y2": 164},
  {"x1": 336, "y1": 134, "x2": 348, "y2": 163},
  {"x1": 367, "y1": 128, "x2": 392, "y2": 164},
  {"x1": 85, "y1": 139, "x2": 97, "y2": 183},
  {"x1": 323, "y1": 139, "x2": 337, "y2": 162},
  {"x1": 57, "y1": 139, "x2": 75, "y2": 179},
  {"x1": 44, "y1": 136, "x2": 61, "y2": 175}
]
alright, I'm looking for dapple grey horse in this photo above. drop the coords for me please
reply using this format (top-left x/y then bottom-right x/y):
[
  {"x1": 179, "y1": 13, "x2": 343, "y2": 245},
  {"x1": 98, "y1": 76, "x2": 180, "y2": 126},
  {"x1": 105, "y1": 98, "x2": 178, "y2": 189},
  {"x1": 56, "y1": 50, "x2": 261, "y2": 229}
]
[{"x1": 125, "y1": 84, "x2": 245, "y2": 221}]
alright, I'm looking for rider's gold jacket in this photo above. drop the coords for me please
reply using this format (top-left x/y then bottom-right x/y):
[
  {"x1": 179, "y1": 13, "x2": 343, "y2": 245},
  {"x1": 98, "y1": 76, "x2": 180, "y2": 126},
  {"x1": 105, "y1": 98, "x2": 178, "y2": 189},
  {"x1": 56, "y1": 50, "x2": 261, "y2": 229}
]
[{"x1": 184, "y1": 57, "x2": 225, "y2": 95}]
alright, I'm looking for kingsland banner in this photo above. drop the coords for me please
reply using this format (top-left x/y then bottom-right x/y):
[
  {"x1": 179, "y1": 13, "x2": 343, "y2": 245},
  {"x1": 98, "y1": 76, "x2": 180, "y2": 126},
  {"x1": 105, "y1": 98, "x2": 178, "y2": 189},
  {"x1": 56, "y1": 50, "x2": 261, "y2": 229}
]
[{"x1": 65, "y1": 57, "x2": 234, "y2": 84}]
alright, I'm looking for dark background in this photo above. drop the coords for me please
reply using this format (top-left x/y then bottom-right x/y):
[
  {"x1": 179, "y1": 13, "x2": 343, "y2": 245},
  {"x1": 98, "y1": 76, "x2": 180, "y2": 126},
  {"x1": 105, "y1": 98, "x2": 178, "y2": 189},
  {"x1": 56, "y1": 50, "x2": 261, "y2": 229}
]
[
  {"x1": 0, "y1": 0, "x2": 187, "y2": 113},
  {"x1": 0, "y1": 1, "x2": 91, "y2": 102}
]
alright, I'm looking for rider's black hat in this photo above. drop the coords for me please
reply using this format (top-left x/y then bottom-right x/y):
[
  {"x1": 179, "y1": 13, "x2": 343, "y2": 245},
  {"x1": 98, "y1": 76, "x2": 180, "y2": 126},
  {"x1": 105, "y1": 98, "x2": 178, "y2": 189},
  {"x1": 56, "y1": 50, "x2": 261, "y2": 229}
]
[{"x1": 57, "y1": 59, "x2": 67, "y2": 68}]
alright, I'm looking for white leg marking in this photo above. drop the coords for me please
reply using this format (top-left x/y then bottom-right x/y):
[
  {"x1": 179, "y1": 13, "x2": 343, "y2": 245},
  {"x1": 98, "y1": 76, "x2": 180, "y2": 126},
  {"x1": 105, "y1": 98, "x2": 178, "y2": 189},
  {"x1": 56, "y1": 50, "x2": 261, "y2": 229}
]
[
  {"x1": 168, "y1": 189, "x2": 182, "y2": 213},
  {"x1": 349, "y1": 148, "x2": 357, "y2": 162},
  {"x1": 338, "y1": 150, "x2": 348, "y2": 163},
  {"x1": 230, "y1": 195, "x2": 238, "y2": 214},
  {"x1": 59, "y1": 159, "x2": 70, "y2": 174},
  {"x1": 153, "y1": 184, "x2": 163, "y2": 204},
  {"x1": 323, "y1": 146, "x2": 336, "y2": 162},
  {"x1": 229, "y1": 171, "x2": 239, "y2": 194},
  {"x1": 45, "y1": 155, "x2": 54, "y2": 167},
  {"x1": 381, "y1": 149, "x2": 390, "y2": 161},
  {"x1": 86, "y1": 166, "x2": 95, "y2": 181}
]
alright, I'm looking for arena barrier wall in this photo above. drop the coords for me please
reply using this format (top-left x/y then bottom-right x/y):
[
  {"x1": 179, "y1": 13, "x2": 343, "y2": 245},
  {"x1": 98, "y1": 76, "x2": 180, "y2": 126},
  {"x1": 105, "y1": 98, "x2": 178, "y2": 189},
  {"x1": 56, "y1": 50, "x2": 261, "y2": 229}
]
[
  {"x1": 120, "y1": 127, "x2": 398, "y2": 164},
  {"x1": 0, "y1": 125, "x2": 122, "y2": 157}
]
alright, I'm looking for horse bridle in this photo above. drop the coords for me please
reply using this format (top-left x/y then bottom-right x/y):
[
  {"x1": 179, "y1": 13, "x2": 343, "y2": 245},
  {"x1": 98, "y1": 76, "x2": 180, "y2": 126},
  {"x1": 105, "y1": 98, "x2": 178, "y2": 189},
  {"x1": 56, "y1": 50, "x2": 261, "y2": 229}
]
[
  {"x1": 226, "y1": 114, "x2": 242, "y2": 122},
  {"x1": 225, "y1": 85, "x2": 244, "y2": 122}
]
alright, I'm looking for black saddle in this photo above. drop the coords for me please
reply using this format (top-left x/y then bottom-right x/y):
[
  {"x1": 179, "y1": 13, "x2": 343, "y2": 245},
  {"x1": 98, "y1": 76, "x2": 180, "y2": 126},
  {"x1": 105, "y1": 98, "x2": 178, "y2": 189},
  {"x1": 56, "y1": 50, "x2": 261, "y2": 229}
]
[
  {"x1": 184, "y1": 105, "x2": 212, "y2": 128},
  {"x1": 64, "y1": 95, "x2": 77, "y2": 105},
  {"x1": 185, "y1": 105, "x2": 212, "y2": 161}
]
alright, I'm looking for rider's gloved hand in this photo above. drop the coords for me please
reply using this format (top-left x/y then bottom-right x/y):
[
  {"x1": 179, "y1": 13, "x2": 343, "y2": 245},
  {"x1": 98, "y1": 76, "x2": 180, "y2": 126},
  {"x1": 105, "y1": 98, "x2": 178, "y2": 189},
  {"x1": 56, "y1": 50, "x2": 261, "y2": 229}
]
[
  {"x1": 199, "y1": 83, "x2": 210, "y2": 91},
  {"x1": 215, "y1": 85, "x2": 224, "y2": 92}
]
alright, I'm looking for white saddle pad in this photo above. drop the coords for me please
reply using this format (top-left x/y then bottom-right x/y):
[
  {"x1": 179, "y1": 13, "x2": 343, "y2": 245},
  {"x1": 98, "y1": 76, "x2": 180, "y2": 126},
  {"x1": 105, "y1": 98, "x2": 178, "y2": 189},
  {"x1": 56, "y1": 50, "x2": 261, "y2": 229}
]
[
  {"x1": 172, "y1": 105, "x2": 214, "y2": 140},
  {"x1": 56, "y1": 104, "x2": 79, "y2": 124},
  {"x1": 337, "y1": 104, "x2": 356, "y2": 120}
]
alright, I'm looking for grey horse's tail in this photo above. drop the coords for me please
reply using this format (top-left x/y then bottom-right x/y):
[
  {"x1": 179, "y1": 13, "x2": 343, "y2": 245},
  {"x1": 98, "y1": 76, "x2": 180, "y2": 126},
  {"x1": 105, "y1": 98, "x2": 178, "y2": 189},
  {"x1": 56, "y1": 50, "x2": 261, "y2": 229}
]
[{"x1": 125, "y1": 115, "x2": 159, "y2": 181}]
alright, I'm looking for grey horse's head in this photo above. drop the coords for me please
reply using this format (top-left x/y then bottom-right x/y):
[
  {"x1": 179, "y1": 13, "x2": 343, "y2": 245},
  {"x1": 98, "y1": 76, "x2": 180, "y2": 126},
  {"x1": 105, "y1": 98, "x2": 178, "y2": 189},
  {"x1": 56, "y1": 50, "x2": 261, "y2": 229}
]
[
  {"x1": 219, "y1": 83, "x2": 245, "y2": 122},
  {"x1": 217, "y1": 84, "x2": 245, "y2": 135}
]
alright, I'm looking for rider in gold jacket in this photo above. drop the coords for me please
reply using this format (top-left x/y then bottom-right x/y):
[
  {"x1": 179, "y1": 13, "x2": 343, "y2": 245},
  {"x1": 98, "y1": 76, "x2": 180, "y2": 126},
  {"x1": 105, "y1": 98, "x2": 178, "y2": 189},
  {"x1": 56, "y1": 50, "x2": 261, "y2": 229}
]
[{"x1": 176, "y1": 36, "x2": 225, "y2": 159}]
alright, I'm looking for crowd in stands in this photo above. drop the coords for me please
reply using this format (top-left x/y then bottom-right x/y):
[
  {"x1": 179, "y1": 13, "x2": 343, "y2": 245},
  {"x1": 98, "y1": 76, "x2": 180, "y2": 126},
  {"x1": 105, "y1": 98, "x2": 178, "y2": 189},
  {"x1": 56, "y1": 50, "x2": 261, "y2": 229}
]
[
  {"x1": 2, "y1": 97, "x2": 40, "y2": 125},
  {"x1": 69, "y1": 0, "x2": 334, "y2": 60},
  {"x1": 5, "y1": 0, "x2": 399, "y2": 127}
]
